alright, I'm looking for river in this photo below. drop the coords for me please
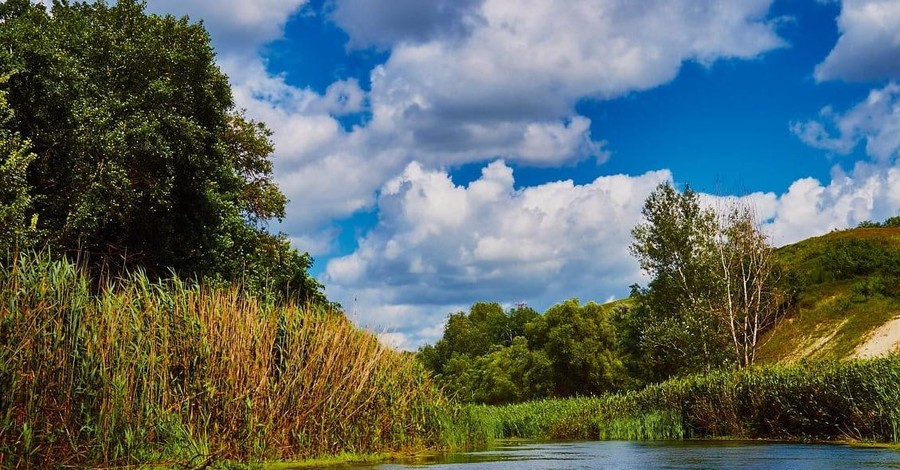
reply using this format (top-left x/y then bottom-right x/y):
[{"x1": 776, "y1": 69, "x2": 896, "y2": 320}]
[{"x1": 359, "y1": 440, "x2": 900, "y2": 469}]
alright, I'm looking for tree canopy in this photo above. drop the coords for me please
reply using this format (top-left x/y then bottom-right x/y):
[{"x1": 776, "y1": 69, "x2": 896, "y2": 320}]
[
  {"x1": 628, "y1": 183, "x2": 787, "y2": 379},
  {"x1": 628, "y1": 183, "x2": 731, "y2": 380},
  {"x1": 0, "y1": 74, "x2": 38, "y2": 250},
  {"x1": 0, "y1": 0, "x2": 327, "y2": 304},
  {"x1": 418, "y1": 300, "x2": 627, "y2": 404}
]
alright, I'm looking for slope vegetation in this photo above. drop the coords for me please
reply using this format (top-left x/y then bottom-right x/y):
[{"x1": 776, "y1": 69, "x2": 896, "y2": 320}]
[{"x1": 757, "y1": 227, "x2": 900, "y2": 363}]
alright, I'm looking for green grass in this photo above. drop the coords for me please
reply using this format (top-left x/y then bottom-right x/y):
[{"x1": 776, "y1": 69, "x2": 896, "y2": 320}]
[
  {"x1": 757, "y1": 285, "x2": 899, "y2": 362},
  {"x1": 261, "y1": 452, "x2": 393, "y2": 469},
  {"x1": 757, "y1": 227, "x2": 900, "y2": 363},
  {"x1": 460, "y1": 356, "x2": 900, "y2": 444},
  {"x1": 0, "y1": 252, "x2": 456, "y2": 467}
]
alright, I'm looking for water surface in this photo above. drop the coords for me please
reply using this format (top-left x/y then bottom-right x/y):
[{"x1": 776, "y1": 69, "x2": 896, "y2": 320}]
[{"x1": 369, "y1": 440, "x2": 900, "y2": 470}]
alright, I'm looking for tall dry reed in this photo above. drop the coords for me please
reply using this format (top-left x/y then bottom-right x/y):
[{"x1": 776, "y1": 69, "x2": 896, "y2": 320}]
[{"x1": 0, "y1": 252, "x2": 451, "y2": 467}]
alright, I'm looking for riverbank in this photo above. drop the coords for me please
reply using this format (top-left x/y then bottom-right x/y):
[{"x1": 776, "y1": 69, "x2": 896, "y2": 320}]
[
  {"x1": 3, "y1": 254, "x2": 898, "y2": 468},
  {"x1": 276, "y1": 356, "x2": 900, "y2": 468},
  {"x1": 0, "y1": 254, "x2": 454, "y2": 467},
  {"x1": 457, "y1": 355, "x2": 900, "y2": 444}
]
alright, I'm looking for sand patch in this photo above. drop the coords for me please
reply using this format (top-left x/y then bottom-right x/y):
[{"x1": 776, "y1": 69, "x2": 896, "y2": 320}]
[{"x1": 854, "y1": 315, "x2": 900, "y2": 358}]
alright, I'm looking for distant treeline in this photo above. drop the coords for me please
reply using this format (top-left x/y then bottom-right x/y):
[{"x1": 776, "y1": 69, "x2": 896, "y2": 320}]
[
  {"x1": 419, "y1": 299, "x2": 633, "y2": 404},
  {"x1": 857, "y1": 216, "x2": 900, "y2": 228}
]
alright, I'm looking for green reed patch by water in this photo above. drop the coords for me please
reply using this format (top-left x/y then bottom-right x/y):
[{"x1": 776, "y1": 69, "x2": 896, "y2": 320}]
[
  {"x1": 0, "y1": 252, "x2": 455, "y2": 467},
  {"x1": 462, "y1": 356, "x2": 900, "y2": 443}
]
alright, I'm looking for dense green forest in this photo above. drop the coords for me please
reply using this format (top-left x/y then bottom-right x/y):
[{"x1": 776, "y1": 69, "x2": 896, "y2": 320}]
[{"x1": 418, "y1": 299, "x2": 630, "y2": 404}]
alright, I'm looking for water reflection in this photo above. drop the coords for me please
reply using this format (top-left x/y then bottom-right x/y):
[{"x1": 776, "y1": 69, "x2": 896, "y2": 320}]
[{"x1": 366, "y1": 440, "x2": 900, "y2": 470}]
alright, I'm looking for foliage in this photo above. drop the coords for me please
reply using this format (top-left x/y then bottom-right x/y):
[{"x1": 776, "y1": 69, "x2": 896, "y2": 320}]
[
  {"x1": 628, "y1": 184, "x2": 789, "y2": 378},
  {"x1": 528, "y1": 299, "x2": 627, "y2": 397},
  {"x1": 0, "y1": 0, "x2": 327, "y2": 305},
  {"x1": 435, "y1": 338, "x2": 553, "y2": 405},
  {"x1": 420, "y1": 303, "x2": 551, "y2": 404},
  {"x1": 711, "y1": 205, "x2": 787, "y2": 367},
  {"x1": 628, "y1": 183, "x2": 733, "y2": 380},
  {"x1": 419, "y1": 300, "x2": 628, "y2": 404},
  {"x1": 419, "y1": 302, "x2": 537, "y2": 376},
  {"x1": 0, "y1": 74, "x2": 39, "y2": 252},
  {"x1": 0, "y1": 252, "x2": 448, "y2": 467},
  {"x1": 778, "y1": 226, "x2": 900, "y2": 292},
  {"x1": 458, "y1": 355, "x2": 900, "y2": 444},
  {"x1": 857, "y1": 215, "x2": 900, "y2": 229},
  {"x1": 756, "y1": 226, "x2": 900, "y2": 363}
]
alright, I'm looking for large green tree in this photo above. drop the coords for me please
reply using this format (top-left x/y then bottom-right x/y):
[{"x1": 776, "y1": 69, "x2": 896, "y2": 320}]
[
  {"x1": 629, "y1": 183, "x2": 789, "y2": 378},
  {"x1": 527, "y1": 299, "x2": 626, "y2": 397},
  {"x1": 419, "y1": 299, "x2": 626, "y2": 402},
  {"x1": 419, "y1": 302, "x2": 537, "y2": 376},
  {"x1": 418, "y1": 302, "x2": 553, "y2": 403},
  {"x1": 629, "y1": 183, "x2": 732, "y2": 380},
  {"x1": 0, "y1": 0, "x2": 326, "y2": 304},
  {"x1": 436, "y1": 338, "x2": 553, "y2": 404}
]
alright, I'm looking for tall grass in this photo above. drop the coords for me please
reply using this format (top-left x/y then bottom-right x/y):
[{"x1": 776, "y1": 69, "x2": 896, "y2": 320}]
[
  {"x1": 0, "y1": 252, "x2": 451, "y2": 467},
  {"x1": 462, "y1": 356, "x2": 900, "y2": 443},
  {"x1": 3, "y1": 252, "x2": 898, "y2": 466}
]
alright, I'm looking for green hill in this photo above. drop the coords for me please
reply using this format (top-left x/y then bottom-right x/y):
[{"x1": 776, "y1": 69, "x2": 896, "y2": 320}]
[{"x1": 756, "y1": 227, "x2": 900, "y2": 363}]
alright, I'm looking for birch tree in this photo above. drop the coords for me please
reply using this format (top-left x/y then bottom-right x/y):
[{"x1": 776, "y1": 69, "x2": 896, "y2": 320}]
[{"x1": 713, "y1": 204, "x2": 785, "y2": 367}]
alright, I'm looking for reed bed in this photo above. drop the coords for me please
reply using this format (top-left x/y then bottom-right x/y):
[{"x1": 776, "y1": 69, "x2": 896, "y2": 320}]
[
  {"x1": 3, "y1": 252, "x2": 898, "y2": 466},
  {"x1": 0, "y1": 253, "x2": 451, "y2": 467},
  {"x1": 463, "y1": 356, "x2": 900, "y2": 443}
]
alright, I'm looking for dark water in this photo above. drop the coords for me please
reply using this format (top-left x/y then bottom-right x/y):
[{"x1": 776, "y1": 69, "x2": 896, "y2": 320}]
[{"x1": 370, "y1": 441, "x2": 900, "y2": 470}]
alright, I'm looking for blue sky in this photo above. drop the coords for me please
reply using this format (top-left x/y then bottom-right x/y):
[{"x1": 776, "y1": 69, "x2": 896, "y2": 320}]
[{"x1": 144, "y1": 0, "x2": 900, "y2": 349}]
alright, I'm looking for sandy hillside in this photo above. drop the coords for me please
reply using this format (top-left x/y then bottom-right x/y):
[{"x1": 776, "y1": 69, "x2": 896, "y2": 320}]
[{"x1": 854, "y1": 315, "x2": 900, "y2": 358}]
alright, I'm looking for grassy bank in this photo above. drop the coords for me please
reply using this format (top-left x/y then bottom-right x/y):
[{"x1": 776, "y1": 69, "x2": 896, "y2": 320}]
[
  {"x1": 461, "y1": 356, "x2": 900, "y2": 443},
  {"x1": 3, "y1": 253, "x2": 899, "y2": 467},
  {"x1": 0, "y1": 253, "x2": 453, "y2": 467}
]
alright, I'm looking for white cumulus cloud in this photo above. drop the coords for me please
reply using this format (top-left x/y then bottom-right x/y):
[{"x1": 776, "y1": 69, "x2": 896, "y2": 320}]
[
  {"x1": 768, "y1": 162, "x2": 900, "y2": 244},
  {"x1": 329, "y1": 0, "x2": 484, "y2": 50},
  {"x1": 791, "y1": 82, "x2": 900, "y2": 162},
  {"x1": 324, "y1": 161, "x2": 672, "y2": 347},
  {"x1": 275, "y1": 0, "x2": 785, "y2": 234},
  {"x1": 146, "y1": 0, "x2": 309, "y2": 56},
  {"x1": 91, "y1": 2, "x2": 787, "y2": 239},
  {"x1": 815, "y1": 0, "x2": 900, "y2": 81},
  {"x1": 325, "y1": 158, "x2": 900, "y2": 350}
]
